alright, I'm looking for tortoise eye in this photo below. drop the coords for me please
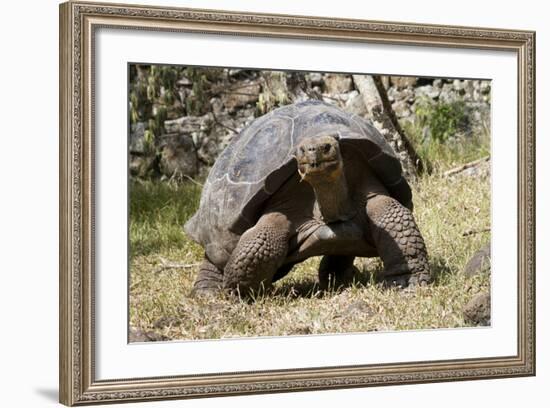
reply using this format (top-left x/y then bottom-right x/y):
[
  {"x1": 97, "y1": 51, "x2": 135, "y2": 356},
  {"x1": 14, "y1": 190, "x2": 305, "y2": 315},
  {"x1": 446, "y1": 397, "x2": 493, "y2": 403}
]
[
  {"x1": 324, "y1": 143, "x2": 332, "y2": 152},
  {"x1": 299, "y1": 146, "x2": 306, "y2": 154}
]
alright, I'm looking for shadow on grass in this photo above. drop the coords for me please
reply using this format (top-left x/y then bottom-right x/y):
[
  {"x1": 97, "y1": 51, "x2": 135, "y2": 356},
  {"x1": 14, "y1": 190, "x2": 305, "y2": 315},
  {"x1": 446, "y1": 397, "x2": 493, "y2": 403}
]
[
  {"x1": 272, "y1": 277, "x2": 322, "y2": 299},
  {"x1": 272, "y1": 267, "x2": 375, "y2": 300},
  {"x1": 271, "y1": 256, "x2": 453, "y2": 299}
]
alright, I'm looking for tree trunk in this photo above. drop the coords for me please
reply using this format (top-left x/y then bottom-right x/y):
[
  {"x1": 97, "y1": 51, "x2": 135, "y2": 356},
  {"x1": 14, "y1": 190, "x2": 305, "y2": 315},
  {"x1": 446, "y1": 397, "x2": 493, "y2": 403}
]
[{"x1": 352, "y1": 74, "x2": 425, "y2": 179}]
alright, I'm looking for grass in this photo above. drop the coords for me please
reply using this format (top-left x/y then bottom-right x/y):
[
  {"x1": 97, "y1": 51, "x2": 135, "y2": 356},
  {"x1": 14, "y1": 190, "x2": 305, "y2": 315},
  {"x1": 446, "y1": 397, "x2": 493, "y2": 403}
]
[
  {"x1": 129, "y1": 180, "x2": 202, "y2": 257},
  {"x1": 403, "y1": 98, "x2": 491, "y2": 174},
  {"x1": 129, "y1": 150, "x2": 491, "y2": 340}
]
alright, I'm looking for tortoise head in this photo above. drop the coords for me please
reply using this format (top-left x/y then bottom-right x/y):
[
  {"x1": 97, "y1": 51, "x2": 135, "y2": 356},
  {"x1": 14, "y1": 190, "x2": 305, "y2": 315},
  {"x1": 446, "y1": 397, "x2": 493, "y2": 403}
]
[{"x1": 295, "y1": 134, "x2": 343, "y2": 185}]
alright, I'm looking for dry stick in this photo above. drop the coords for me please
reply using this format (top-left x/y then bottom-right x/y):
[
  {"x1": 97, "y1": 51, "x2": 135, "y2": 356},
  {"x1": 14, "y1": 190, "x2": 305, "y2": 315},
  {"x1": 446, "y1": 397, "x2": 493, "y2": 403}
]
[
  {"x1": 218, "y1": 91, "x2": 260, "y2": 97},
  {"x1": 372, "y1": 75, "x2": 426, "y2": 175},
  {"x1": 154, "y1": 258, "x2": 200, "y2": 274},
  {"x1": 211, "y1": 81, "x2": 260, "y2": 94},
  {"x1": 182, "y1": 174, "x2": 204, "y2": 187},
  {"x1": 443, "y1": 155, "x2": 490, "y2": 177},
  {"x1": 462, "y1": 227, "x2": 491, "y2": 237}
]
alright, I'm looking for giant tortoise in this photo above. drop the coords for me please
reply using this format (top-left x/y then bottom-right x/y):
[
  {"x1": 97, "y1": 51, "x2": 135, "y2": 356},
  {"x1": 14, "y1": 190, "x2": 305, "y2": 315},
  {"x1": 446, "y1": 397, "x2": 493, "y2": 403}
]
[{"x1": 185, "y1": 100, "x2": 429, "y2": 295}]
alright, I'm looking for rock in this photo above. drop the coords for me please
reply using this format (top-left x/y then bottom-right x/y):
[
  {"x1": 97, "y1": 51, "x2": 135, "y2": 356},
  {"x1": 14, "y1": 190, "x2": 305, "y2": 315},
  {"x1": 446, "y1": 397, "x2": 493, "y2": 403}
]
[
  {"x1": 462, "y1": 80, "x2": 475, "y2": 100},
  {"x1": 336, "y1": 92, "x2": 351, "y2": 103},
  {"x1": 453, "y1": 79, "x2": 465, "y2": 91},
  {"x1": 439, "y1": 83, "x2": 458, "y2": 103},
  {"x1": 480, "y1": 80, "x2": 491, "y2": 94},
  {"x1": 324, "y1": 73, "x2": 353, "y2": 94},
  {"x1": 129, "y1": 327, "x2": 169, "y2": 342},
  {"x1": 129, "y1": 122, "x2": 147, "y2": 154},
  {"x1": 232, "y1": 107, "x2": 256, "y2": 132},
  {"x1": 387, "y1": 86, "x2": 415, "y2": 103},
  {"x1": 129, "y1": 155, "x2": 155, "y2": 178},
  {"x1": 416, "y1": 85, "x2": 440, "y2": 100},
  {"x1": 228, "y1": 68, "x2": 244, "y2": 77},
  {"x1": 209, "y1": 97, "x2": 224, "y2": 116},
  {"x1": 291, "y1": 88, "x2": 311, "y2": 104},
  {"x1": 345, "y1": 90, "x2": 368, "y2": 116},
  {"x1": 463, "y1": 292, "x2": 491, "y2": 326},
  {"x1": 159, "y1": 133, "x2": 198, "y2": 178},
  {"x1": 176, "y1": 76, "x2": 192, "y2": 87},
  {"x1": 221, "y1": 80, "x2": 261, "y2": 111},
  {"x1": 390, "y1": 76, "x2": 417, "y2": 89},
  {"x1": 307, "y1": 72, "x2": 323, "y2": 86},
  {"x1": 392, "y1": 100, "x2": 412, "y2": 118},
  {"x1": 321, "y1": 96, "x2": 341, "y2": 107},
  {"x1": 196, "y1": 134, "x2": 220, "y2": 165},
  {"x1": 164, "y1": 114, "x2": 212, "y2": 134},
  {"x1": 463, "y1": 244, "x2": 491, "y2": 277}
]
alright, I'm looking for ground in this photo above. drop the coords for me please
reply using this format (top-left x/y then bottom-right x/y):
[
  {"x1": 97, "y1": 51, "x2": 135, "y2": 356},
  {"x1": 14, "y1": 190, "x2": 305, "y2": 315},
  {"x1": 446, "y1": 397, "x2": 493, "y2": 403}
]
[{"x1": 129, "y1": 162, "x2": 490, "y2": 341}]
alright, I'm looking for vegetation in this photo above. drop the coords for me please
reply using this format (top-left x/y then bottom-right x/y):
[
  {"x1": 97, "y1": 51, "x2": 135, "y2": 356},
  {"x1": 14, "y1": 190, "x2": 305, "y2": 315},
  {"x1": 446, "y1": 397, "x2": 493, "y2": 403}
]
[
  {"x1": 129, "y1": 151, "x2": 490, "y2": 340},
  {"x1": 415, "y1": 97, "x2": 468, "y2": 143},
  {"x1": 403, "y1": 99, "x2": 490, "y2": 173},
  {"x1": 130, "y1": 65, "x2": 183, "y2": 148},
  {"x1": 128, "y1": 68, "x2": 491, "y2": 341},
  {"x1": 129, "y1": 65, "x2": 223, "y2": 146}
]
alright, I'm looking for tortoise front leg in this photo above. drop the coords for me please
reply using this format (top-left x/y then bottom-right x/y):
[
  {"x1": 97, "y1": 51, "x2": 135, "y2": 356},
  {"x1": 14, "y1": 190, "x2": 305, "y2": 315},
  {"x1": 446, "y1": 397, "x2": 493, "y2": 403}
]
[
  {"x1": 223, "y1": 212, "x2": 291, "y2": 296},
  {"x1": 366, "y1": 195, "x2": 430, "y2": 287}
]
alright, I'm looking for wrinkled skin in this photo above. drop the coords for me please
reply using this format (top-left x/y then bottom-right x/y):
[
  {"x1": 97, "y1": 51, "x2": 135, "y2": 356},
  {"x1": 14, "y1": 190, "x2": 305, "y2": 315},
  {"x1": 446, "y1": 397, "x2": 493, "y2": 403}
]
[{"x1": 192, "y1": 134, "x2": 430, "y2": 297}]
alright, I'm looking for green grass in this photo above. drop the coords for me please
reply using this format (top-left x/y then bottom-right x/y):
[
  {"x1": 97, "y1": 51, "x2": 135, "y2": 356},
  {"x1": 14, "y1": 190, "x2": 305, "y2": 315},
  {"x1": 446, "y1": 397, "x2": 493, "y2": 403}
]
[
  {"x1": 129, "y1": 180, "x2": 202, "y2": 257},
  {"x1": 402, "y1": 99, "x2": 491, "y2": 174},
  {"x1": 129, "y1": 160, "x2": 491, "y2": 340}
]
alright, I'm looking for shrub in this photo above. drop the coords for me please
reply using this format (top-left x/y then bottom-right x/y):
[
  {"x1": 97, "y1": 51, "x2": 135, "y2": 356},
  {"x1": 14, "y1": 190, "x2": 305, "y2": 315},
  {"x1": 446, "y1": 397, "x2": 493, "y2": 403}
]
[{"x1": 414, "y1": 98, "x2": 468, "y2": 143}]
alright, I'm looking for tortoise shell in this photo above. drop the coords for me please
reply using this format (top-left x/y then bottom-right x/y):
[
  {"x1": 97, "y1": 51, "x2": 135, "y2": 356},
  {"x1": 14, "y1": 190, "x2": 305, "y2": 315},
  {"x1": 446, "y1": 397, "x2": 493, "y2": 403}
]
[{"x1": 185, "y1": 100, "x2": 411, "y2": 251}]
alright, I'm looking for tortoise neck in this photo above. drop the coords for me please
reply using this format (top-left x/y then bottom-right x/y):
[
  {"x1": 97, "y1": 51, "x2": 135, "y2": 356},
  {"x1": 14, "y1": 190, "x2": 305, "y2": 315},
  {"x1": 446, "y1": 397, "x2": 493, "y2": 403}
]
[{"x1": 311, "y1": 168, "x2": 355, "y2": 223}]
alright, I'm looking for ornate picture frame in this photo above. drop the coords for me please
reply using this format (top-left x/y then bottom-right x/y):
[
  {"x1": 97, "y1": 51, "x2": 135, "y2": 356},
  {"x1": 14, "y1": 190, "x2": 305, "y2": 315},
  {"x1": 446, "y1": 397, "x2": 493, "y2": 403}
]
[{"x1": 59, "y1": 1, "x2": 535, "y2": 405}]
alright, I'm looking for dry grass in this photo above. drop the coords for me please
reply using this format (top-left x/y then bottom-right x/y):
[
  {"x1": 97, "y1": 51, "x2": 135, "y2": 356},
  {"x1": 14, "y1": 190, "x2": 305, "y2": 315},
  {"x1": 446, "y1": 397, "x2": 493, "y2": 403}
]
[{"x1": 129, "y1": 165, "x2": 491, "y2": 341}]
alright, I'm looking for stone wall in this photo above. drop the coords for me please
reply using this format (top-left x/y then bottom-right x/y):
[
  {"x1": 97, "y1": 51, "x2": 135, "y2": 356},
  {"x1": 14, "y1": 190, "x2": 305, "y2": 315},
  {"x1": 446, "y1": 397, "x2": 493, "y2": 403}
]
[{"x1": 129, "y1": 67, "x2": 491, "y2": 181}]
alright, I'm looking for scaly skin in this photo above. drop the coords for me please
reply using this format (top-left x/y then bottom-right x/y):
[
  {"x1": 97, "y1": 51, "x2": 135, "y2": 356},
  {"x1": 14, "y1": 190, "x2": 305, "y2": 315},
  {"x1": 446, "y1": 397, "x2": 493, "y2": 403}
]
[
  {"x1": 366, "y1": 195, "x2": 430, "y2": 286},
  {"x1": 191, "y1": 259, "x2": 223, "y2": 296},
  {"x1": 223, "y1": 212, "x2": 291, "y2": 295}
]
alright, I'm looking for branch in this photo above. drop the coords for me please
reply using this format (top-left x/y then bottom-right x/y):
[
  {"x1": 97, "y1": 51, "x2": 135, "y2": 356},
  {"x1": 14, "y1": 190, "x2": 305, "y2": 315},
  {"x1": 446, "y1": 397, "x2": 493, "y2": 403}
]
[
  {"x1": 444, "y1": 156, "x2": 490, "y2": 178},
  {"x1": 372, "y1": 75, "x2": 426, "y2": 175},
  {"x1": 153, "y1": 258, "x2": 200, "y2": 274},
  {"x1": 462, "y1": 227, "x2": 491, "y2": 237}
]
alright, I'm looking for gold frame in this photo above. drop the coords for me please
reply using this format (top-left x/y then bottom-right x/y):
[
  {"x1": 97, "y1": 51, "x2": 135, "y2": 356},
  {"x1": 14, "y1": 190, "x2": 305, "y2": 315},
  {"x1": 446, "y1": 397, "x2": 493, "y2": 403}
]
[{"x1": 59, "y1": 1, "x2": 536, "y2": 405}]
